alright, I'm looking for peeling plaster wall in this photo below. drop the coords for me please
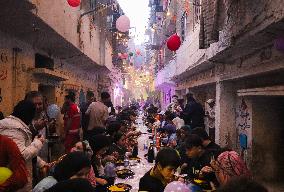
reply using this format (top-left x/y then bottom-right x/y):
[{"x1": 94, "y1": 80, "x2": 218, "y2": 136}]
[
  {"x1": 30, "y1": 0, "x2": 103, "y2": 65},
  {"x1": 251, "y1": 97, "x2": 284, "y2": 187},
  {"x1": 175, "y1": 0, "x2": 284, "y2": 78},
  {"x1": 0, "y1": 31, "x2": 98, "y2": 117}
]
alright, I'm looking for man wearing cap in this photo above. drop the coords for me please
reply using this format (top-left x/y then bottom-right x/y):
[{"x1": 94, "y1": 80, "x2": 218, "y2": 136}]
[{"x1": 205, "y1": 99, "x2": 215, "y2": 142}]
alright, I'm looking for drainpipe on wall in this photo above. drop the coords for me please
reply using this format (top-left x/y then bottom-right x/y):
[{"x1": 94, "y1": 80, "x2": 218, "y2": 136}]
[{"x1": 12, "y1": 48, "x2": 22, "y2": 107}]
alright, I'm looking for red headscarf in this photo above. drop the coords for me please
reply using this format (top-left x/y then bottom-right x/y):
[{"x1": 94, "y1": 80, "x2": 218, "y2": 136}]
[{"x1": 216, "y1": 151, "x2": 251, "y2": 178}]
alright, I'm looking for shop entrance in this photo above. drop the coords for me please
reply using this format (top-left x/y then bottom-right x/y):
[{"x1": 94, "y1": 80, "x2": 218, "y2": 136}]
[{"x1": 38, "y1": 84, "x2": 56, "y2": 104}]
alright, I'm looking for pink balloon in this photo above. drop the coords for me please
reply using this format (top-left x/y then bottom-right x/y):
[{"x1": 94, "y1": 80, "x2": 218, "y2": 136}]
[
  {"x1": 164, "y1": 181, "x2": 191, "y2": 192},
  {"x1": 136, "y1": 49, "x2": 141, "y2": 55},
  {"x1": 123, "y1": 53, "x2": 128, "y2": 59},
  {"x1": 116, "y1": 15, "x2": 130, "y2": 32},
  {"x1": 118, "y1": 53, "x2": 122, "y2": 58}
]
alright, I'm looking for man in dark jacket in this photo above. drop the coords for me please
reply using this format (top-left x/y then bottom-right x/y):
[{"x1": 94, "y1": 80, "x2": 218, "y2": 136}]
[
  {"x1": 191, "y1": 127, "x2": 221, "y2": 158},
  {"x1": 139, "y1": 148, "x2": 181, "y2": 192},
  {"x1": 182, "y1": 93, "x2": 205, "y2": 128},
  {"x1": 183, "y1": 134, "x2": 217, "y2": 183}
]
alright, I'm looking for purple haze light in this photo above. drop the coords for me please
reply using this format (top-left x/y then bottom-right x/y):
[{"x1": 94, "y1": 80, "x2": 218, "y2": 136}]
[{"x1": 274, "y1": 37, "x2": 284, "y2": 52}]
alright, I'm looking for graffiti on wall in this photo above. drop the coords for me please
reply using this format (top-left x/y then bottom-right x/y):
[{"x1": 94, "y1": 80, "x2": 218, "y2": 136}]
[
  {"x1": 0, "y1": 70, "x2": 7, "y2": 80},
  {"x1": 0, "y1": 52, "x2": 8, "y2": 81},
  {"x1": 236, "y1": 98, "x2": 252, "y2": 164},
  {"x1": 236, "y1": 98, "x2": 251, "y2": 130}
]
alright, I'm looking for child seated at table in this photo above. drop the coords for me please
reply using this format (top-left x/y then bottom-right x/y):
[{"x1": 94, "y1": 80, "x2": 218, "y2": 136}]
[
  {"x1": 139, "y1": 148, "x2": 181, "y2": 192},
  {"x1": 108, "y1": 132, "x2": 127, "y2": 160}
]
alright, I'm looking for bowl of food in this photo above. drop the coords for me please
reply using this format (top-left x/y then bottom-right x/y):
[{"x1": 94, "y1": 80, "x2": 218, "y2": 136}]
[
  {"x1": 108, "y1": 183, "x2": 132, "y2": 192},
  {"x1": 116, "y1": 169, "x2": 135, "y2": 179}
]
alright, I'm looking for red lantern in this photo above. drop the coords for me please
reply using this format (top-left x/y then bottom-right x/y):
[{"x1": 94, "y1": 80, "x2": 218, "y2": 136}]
[
  {"x1": 167, "y1": 34, "x2": 181, "y2": 51},
  {"x1": 67, "y1": 0, "x2": 81, "y2": 7}
]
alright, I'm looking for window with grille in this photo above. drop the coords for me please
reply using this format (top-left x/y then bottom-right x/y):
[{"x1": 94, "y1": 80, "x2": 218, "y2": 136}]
[
  {"x1": 193, "y1": 0, "x2": 201, "y2": 25},
  {"x1": 181, "y1": 12, "x2": 187, "y2": 41},
  {"x1": 90, "y1": 0, "x2": 96, "y2": 10},
  {"x1": 89, "y1": 0, "x2": 97, "y2": 21}
]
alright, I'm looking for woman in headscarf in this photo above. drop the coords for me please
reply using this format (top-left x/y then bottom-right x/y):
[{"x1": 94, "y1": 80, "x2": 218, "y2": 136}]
[
  {"x1": 33, "y1": 151, "x2": 91, "y2": 192},
  {"x1": 211, "y1": 151, "x2": 251, "y2": 186},
  {"x1": 45, "y1": 178, "x2": 94, "y2": 192}
]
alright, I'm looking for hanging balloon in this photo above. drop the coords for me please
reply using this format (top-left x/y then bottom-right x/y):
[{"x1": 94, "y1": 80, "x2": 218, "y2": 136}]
[
  {"x1": 129, "y1": 52, "x2": 134, "y2": 57},
  {"x1": 47, "y1": 104, "x2": 60, "y2": 119},
  {"x1": 67, "y1": 0, "x2": 81, "y2": 7},
  {"x1": 136, "y1": 49, "x2": 141, "y2": 55},
  {"x1": 274, "y1": 37, "x2": 284, "y2": 52},
  {"x1": 167, "y1": 34, "x2": 181, "y2": 51},
  {"x1": 116, "y1": 15, "x2": 131, "y2": 33},
  {"x1": 123, "y1": 53, "x2": 128, "y2": 59}
]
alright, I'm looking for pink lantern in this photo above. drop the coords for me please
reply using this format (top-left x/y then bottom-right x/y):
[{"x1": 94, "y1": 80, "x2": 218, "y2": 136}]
[
  {"x1": 67, "y1": 0, "x2": 81, "y2": 7},
  {"x1": 116, "y1": 15, "x2": 130, "y2": 33},
  {"x1": 167, "y1": 34, "x2": 181, "y2": 51},
  {"x1": 164, "y1": 181, "x2": 191, "y2": 192}
]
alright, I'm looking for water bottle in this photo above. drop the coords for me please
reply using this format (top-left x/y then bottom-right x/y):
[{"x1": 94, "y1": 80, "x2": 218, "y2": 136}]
[
  {"x1": 144, "y1": 141, "x2": 148, "y2": 150},
  {"x1": 147, "y1": 145, "x2": 154, "y2": 163},
  {"x1": 132, "y1": 145, "x2": 138, "y2": 157},
  {"x1": 124, "y1": 154, "x2": 130, "y2": 168}
]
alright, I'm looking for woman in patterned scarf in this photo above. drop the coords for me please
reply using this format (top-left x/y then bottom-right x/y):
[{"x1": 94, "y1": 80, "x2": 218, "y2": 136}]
[{"x1": 211, "y1": 151, "x2": 251, "y2": 186}]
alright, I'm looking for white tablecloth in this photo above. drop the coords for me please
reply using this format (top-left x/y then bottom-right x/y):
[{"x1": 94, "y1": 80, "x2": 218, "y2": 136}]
[{"x1": 115, "y1": 117, "x2": 154, "y2": 192}]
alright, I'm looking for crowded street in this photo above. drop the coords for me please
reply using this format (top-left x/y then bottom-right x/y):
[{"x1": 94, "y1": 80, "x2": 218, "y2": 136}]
[{"x1": 0, "y1": 0, "x2": 284, "y2": 192}]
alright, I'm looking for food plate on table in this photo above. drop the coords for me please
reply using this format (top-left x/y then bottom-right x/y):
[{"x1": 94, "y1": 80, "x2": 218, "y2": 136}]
[
  {"x1": 129, "y1": 156, "x2": 141, "y2": 162},
  {"x1": 116, "y1": 169, "x2": 135, "y2": 179},
  {"x1": 191, "y1": 179, "x2": 212, "y2": 191},
  {"x1": 115, "y1": 160, "x2": 125, "y2": 166},
  {"x1": 108, "y1": 183, "x2": 132, "y2": 192}
]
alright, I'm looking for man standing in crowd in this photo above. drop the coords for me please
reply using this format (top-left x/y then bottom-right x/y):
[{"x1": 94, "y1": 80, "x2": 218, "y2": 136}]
[
  {"x1": 25, "y1": 91, "x2": 49, "y2": 186},
  {"x1": 61, "y1": 92, "x2": 81, "y2": 153},
  {"x1": 167, "y1": 95, "x2": 183, "y2": 115},
  {"x1": 103, "y1": 93, "x2": 115, "y2": 116},
  {"x1": 205, "y1": 99, "x2": 216, "y2": 142},
  {"x1": 182, "y1": 93, "x2": 205, "y2": 129},
  {"x1": 85, "y1": 92, "x2": 110, "y2": 138},
  {"x1": 80, "y1": 91, "x2": 95, "y2": 140},
  {"x1": 25, "y1": 91, "x2": 47, "y2": 138}
]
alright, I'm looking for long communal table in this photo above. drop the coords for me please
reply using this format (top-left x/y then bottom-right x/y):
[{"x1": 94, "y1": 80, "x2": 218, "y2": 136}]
[{"x1": 114, "y1": 117, "x2": 154, "y2": 192}]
